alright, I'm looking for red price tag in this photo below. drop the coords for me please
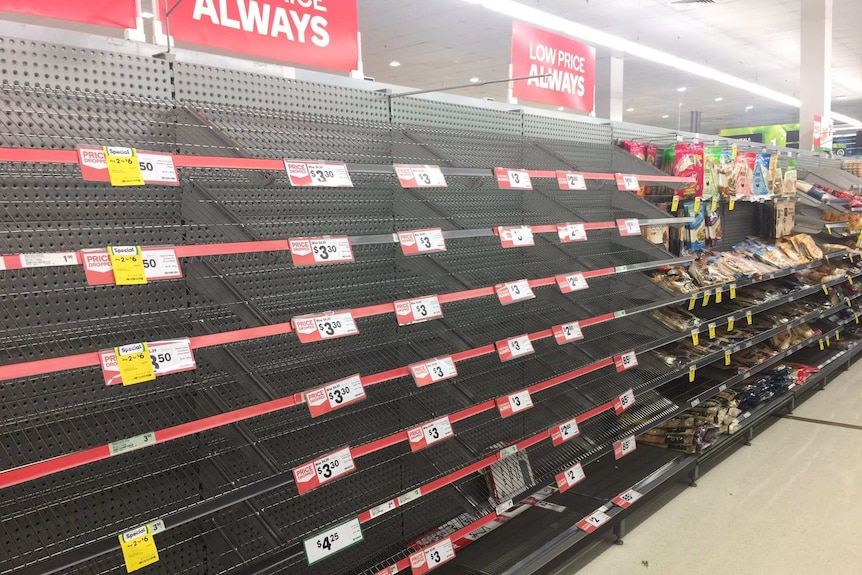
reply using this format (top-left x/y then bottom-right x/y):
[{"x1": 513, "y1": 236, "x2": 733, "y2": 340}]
[
  {"x1": 557, "y1": 223, "x2": 587, "y2": 243},
  {"x1": 285, "y1": 160, "x2": 353, "y2": 187},
  {"x1": 556, "y1": 171, "x2": 587, "y2": 190},
  {"x1": 77, "y1": 145, "x2": 179, "y2": 185},
  {"x1": 306, "y1": 374, "x2": 366, "y2": 418},
  {"x1": 612, "y1": 489, "x2": 643, "y2": 509},
  {"x1": 288, "y1": 236, "x2": 355, "y2": 266},
  {"x1": 292, "y1": 311, "x2": 359, "y2": 343},
  {"x1": 498, "y1": 225, "x2": 535, "y2": 248},
  {"x1": 496, "y1": 334, "x2": 535, "y2": 362},
  {"x1": 292, "y1": 446, "x2": 356, "y2": 494},
  {"x1": 408, "y1": 416, "x2": 454, "y2": 452},
  {"x1": 556, "y1": 272, "x2": 589, "y2": 293},
  {"x1": 494, "y1": 167, "x2": 533, "y2": 190},
  {"x1": 577, "y1": 510, "x2": 611, "y2": 533},
  {"x1": 409, "y1": 538, "x2": 455, "y2": 574},
  {"x1": 409, "y1": 356, "x2": 458, "y2": 387},
  {"x1": 613, "y1": 435, "x2": 637, "y2": 460},
  {"x1": 550, "y1": 418, "x2": 580, "y2": 446},
  {"x1": 613, "y1": 388, "x2": 636, "y2": 415},
  {"x1": 614, "y1": 351, "x2": 638, "y2": 372},
  {"x1": 398, "y1": 228, "x2": 447, "y2": 255},
  {"x1": 394, "y1": 296, "x2": 443, "y2": 326},
  {"x1": 556, "y1": 462, "x2": 586, "y2": 493},
  {"x1": 99, "y1": 338, "x2": 196, "y2": 386},
  {"x1": 553, "y1": 321, "x2": 583, "y2": 344},
  {"x1": 616, "y1": 219, "x2": 641, "y2": 236},
  {"x1": 496, "y1": 390, "x2": 533, "y2": 418},
  {"x1": 495, "y1": 280, "x2": 535, "y2": 305},
  {"x1": 82, "y1": 247, "x2": 182, "y2": 285},
  {"x1": 394, "y1": 164, "x2": 447, "y2": 188},
  {"x1": 615, "y1": 174, "x2": 640, "y2": 191}
]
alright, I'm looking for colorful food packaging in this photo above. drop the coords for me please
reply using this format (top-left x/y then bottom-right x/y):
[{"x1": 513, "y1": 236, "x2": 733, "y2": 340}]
[{"x1": 674, "y1": 143, "x2": 704, "y2": 198}]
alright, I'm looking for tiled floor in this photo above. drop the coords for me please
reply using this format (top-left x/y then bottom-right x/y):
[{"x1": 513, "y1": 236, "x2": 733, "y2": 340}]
[{"x1": 568, "y1": 369, "x2": 862, "y2": 575}]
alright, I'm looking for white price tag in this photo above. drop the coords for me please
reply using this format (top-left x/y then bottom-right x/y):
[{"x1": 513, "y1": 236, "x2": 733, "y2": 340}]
[
  {"x1": 495, "y1": 279, "x2": 535, "y2": 305},
  {"x1": 557, "y1": 223, "x2": 587, "y2": 243},
  {"x1": 394, "y1": 295, "x2": 443, "y2": 326},
  {"x1": 304, "y1": 518, "x2": 364, "y2": 565},
  {"x1": 293, "y1": 446, "x2": 356, "y2": 494},
  {"x1": 394, "y1": 164, "x2": 447, "y2": 188},
  {"x1": 398, "y1": 228, "x2": 446, "y2": 255},
  {"x1": 494, "y1": 168, "x2": 532, "y2": 190},
  {"x1": 551, "y1": 418, "x2": 580, "y2": 446},
  {"x1": 289, "y1": 236, "x2": 354, "y2": 265},
  {"x1": 99, "y1": 338, "x2": 196, "y2": 386},
  {"x1": 497, "y1": 390, "x2": 533, "y2": 418},
  {"x1": 553, "y1": 321, "x2": 584, "y2": 344},
  {"x1": 617, "y1": 218, "x2": 642, "y2": 236},
  {"x1": 613, "y1": 435, "x2": 637, "y2": 460},
  {"x1": 285, "y1": 160, "x2": 353, "y2": 187},
  {"x1": 556, "y1": 272, "x2": 589, "y2": 293},
  {"x1": 396, "y1": 488, "x2": 422, "y2": 506},
  {"x1": 612, "y1": 489, "x2": 643, "y2": 509},
  {"x1": 408, "y1": 416, "x2": 454, "y2": 451},
  {"x1": 108, "y1": 432, "x2": 156, "y2": 456},
  {"x1": 498, "y1": 225, "x2": 535, "y2": 248},
  {"x1": 306, "y1": 374, "x2": 366, "y2": 418},
  {"x1": 368, "y1": 500, "x2": 397, "y2": 519},
  {"x1": 616, "y1": 174, "x2": 640, "y2": 191},
  {"x1": 497, "y1": 334, "x2": 535, "y2": 361},
  {"x1": 410, "y1": 538, "x2": 455, "y2": 574},
  {"x1": 556, "y1": 171, "x2": 587, "y2": 190},
  {"x1": 614, "y1": 351, "x2": 638, "y2": 372},
  {"x1": 292, "y1": 311, "x2": 359, "y2": 343},
  {"x1": 577, "y1": 510, "x2": 611, "y2": 533},
  {"x1": 614, "y1": 388, "x2": 636, "y2": 415},
  {"x1": 19, "y1": 252, "x2": 79, "y2": 268},
  {"x1": 409, "y1": 356, "x2": 458, "y2": 387},
  {"x1": 139, "y1": 248, "x2": 182, "y2": 280},
  {"x1": 556, "y1": 462, "x2": 586, "y2": 492}
]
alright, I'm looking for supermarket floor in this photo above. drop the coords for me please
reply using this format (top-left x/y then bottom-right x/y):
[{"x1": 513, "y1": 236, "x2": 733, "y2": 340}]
[{"x1": 564, "y1": 368, "x2": 862, "y2": 575}]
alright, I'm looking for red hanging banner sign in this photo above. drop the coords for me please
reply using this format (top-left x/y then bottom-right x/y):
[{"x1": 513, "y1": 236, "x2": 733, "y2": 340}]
[{"x1": 0, "y1": 0, "x2": 137, "y2": 28}]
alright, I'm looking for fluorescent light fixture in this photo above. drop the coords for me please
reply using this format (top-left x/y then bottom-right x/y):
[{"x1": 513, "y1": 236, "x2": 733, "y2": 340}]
[
  {"x1": 745, "y1": 105, "x2": 754, "y2": 110},
  {"x1": 661, "y1": 115, "x2": 670, "y2": 119},
  {"x1": 626, "y1": 107, "x2": 635, "y2": 112},
  {"x1": 461, "y1": 0, "x2": 862, "y2": 125},
  {"x1": 140, "y1": 11, "x2": 154, "y2": 18},
  {"x1": 714, "y1": 97, "x2": 724, "y2": 102},
  {"x1": 677, "y1": 87, "x2": 687, "y2": 92},
  {"x1": 469, "y1": 77, "x2": 480, "y2": 83},
  {"x1": 836, "y1": 95, "x2": 847, "y2": 100},
  {"x1": 389, "y1": 61, "x2": 401, "y2": 67},
  {"x1": 832, "y1": 112, "x2": 862, "y2": 128}
]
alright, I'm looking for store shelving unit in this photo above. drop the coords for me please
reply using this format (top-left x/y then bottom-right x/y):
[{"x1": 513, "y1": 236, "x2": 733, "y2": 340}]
[{"x1": 0, "y1": 36, "x2": 858, "y2": 575}]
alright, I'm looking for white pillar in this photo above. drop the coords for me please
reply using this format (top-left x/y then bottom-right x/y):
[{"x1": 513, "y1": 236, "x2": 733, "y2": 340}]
[
  {"x1": 595, "y1": 55, "x2": 624, "y2": 122},
  {"x1": 799, "y1": 0, "x2": 832, "y2": 150}
]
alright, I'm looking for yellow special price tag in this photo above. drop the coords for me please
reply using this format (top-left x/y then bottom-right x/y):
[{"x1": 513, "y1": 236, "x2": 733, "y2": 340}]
[
  {"x1": 727, "y1": 316, "x2": 735, "y2": 331},
  {"x1": 729, "y1": 196, "x2": 736, "y2": 211},
  {"x1": 119, "y1": 526, "x2": 159, "y2": 572},
  {"x1": 746, "y1": 311, "x2": 753, "y2": 325},
  {"x1": 689, "y1": 366, "x2": 696, "y2": 382},
  {"x1": 671, "y1": 195, "x2": 680, "y2": 212},
  {"x1": 693, "y1": 197, "x2": 701, "y2": 212},
  {"x1": 104, "y1": 146, "x2": 145, "y2": 187},
  {"x1": 690, "y1": 330, "x2": 699, "y2": 346},
  {"x1": 724, "y1": 350, "x2": 731, "y2": 366},
  {"x1": 115, "y1": 342, "x2": 156, "y2": 386},
  {"x1": 708, "y1": 323, "x2": 716, "y2": 339},
  {"x1": 826, "y1": 336, "x2": 831, "y2": 347},
  {"x1": 855, "y1": 314, "x2": 860, "y2": 325},
  {"x1": 848, "y1": 277, "x2": 854, "y2": 286},
  {"x1": 822, "y1": 285, "x2": 829, "y2": 295},
  {"x1": 688, "y1": 296, "x2": 696, "y2": 311},
  {"x1": 732, "y1": 144, "x2": 738, "y2": 158},
  {"x1": 715, "y1": 288, "x2": 722, "y2": 303},
  {"x1": 711, "y1": 197, "x2": 718, "y2": 212},
  {"x1": 730, "y1": 284, "x2": 737, "y2": 299},
  {"x1": 856, "y1": 235, "x2": 862, "y2": 249},
  {"x1": 819, "y1": 340, "x2": 825, "y2": 351},
  {"x1": 702, "y1": 290, "x2": 711, "y2": 306},
  {"x1": 108, "y1": 246, "x2": 147, "y2": 285},
  {"x1": 836, "y1": 332, "x2": 840, "y2": 341}
]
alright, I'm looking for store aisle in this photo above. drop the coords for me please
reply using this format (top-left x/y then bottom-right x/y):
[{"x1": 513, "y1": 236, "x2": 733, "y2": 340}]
[{"x1": 568, "y1": 370, "x2": 862, "y2": 575}]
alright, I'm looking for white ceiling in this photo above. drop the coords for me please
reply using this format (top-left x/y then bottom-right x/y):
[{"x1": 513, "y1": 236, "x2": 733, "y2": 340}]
[{"x1": 359, "y1": 0, "x2": 862, "y2": 134}]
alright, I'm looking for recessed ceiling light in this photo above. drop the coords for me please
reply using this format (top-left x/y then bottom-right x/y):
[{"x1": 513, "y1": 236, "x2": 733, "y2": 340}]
[
  {"x1": 662, "y1": 114, "x2": 670, "y2": 118},
  {"x1": 140, "y1": 11, "x2": 154, "y2": 18},
  {"x1": 389, "y1": 61, "x2": 401, "y2": 67},
  {"x1": 836, "y1": 95, "x2": 847, "y2": 100},
  {"x1": 469, "y1": 77, "x2": 480, "y2": 83},
  {"x1": 677, "y1": 87, "x2": 687, "y2": 92},
  {"x1": 745, "y1": 105, "x2": 754, "y2": 110},
  {"x1": 626, "y1": 107, "x2": 635, "y2": 112},
  {"x1": 714, "y1": 97, "x2": 724, "y2": 102}
]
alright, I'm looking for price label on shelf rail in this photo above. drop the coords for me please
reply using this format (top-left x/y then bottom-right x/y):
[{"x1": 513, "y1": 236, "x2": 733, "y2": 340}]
[
  {"x1": 289, "y1": 236, "x2": 355, "y2": 266},
  {"x1": 78, "y1": 146, "x2": 179, "y2": 186},
  {"x1": 614, "y1": 351, "x2": 638, "y2": 372},
  {"x1": 293, "y1": 446, "x2": 356, "y2": 495},
  {"x1": 99, "y1": 338, "x2": 195, "y2": 386},
  {"x1": 556, "y1": 171, "x2": 588, "y2": 190},
  {"x1": 498, "y1": 225, "x2": 535, "y2": 248},
  {"x1": 616, "y1": 218, "x2": 641, "y2": 236},
  {"x1": 494, "y1": 167, "x2": 533, "y2": 190},
  {"x1": 615, "y1": 174, "x2": 640, "y2": 191},
  {"x1": 550, "y1": 418, "x2": 580, "y2": 446},
  {"x1": 292, "y1": 311, "x2": 359, "y2": 343},
  {"x1": 285, "y1": 160, "x2": 353, "y2": 187},
  {"x1": 612, "y1": 489, "x2": 643, "y2": 509},
  {"x1": 409, "y1": 356, "x2": 458, "y2": 387},
  {"x1": 557, "y1": 223, "x2": 587, "y2": 243},
  {"x1": 107, "y1": 246, "x2": 147, "y2": 285},
  {"x1": 496, "y1": 389, "x2": 533, "y2": 418},
  {"x1": 495, "y1": 279, "x2": 535, "y2": 305},
  {"x1": 306, "y1": 374, "x2": 366, "y2": 418},
  {"x1": 556, "y1": 272, "x2": 589, "y2": 293},
  {"x1": 613, "y1": 388, "x2": 636, "y2": 415},
  {"x1": 118, "y1": 525, "x2": 159, "y2": 572},
  {"x1": 613, "y1": 435, "x2": 637, "y2": 460},
  {"x1": 556, "y1": 462, "x2": 586, "y2": 493},
  {"x1": 394, "y1": 164, "x2": 447, "y2": 188},
  {"x1": 496, "y1": 334, "x2": 535, "y2": 361},
  {"x1": 394, "y1": 296, "x2": 444, "y2": 326},
  {"x1": 408, "y1": 416, "x2": 454, "y2": 451},
  {"x1": 82, "y1": 247, "x2": 182, "y2": 286},
  {"x1": 553, "y1": 321, "x2": 584, "y2": 344},
  {"x1": 398, "y1": 228, "x2": 447, "y2": 255},
  {"x1": 577, "y1": 510, "x2": 612, "y2": 534},
  {"x1": 304, "y1": 518, "x2": 364, "y2": 565},
  {"x1": 109, "y1": 342, "x2": 156, "y2": 386},
  {"x1": 409, "y1": 538, "x2": 455, "y2": 574},
  {"x1": 18, "y1": 252, "x2": 79, "y2": 268}
]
